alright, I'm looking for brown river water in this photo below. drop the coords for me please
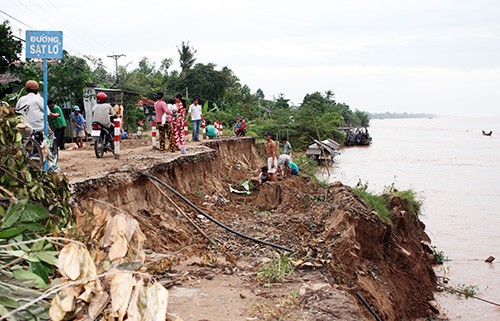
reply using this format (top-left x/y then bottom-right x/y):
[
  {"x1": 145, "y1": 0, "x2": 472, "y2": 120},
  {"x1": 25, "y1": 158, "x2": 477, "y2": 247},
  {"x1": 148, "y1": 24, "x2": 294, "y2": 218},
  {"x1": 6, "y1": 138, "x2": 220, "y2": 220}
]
[{"x1": 318, "y1": 117, "x2": 500, "y2": 320}]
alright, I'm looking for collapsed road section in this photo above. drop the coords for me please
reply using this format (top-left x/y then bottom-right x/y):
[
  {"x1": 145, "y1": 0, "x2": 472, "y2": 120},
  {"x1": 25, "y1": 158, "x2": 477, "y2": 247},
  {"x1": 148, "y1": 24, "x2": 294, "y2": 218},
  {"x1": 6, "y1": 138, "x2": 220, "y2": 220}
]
[{"x1": 69, "y1": 137, "x2": 441, "y2": 321}]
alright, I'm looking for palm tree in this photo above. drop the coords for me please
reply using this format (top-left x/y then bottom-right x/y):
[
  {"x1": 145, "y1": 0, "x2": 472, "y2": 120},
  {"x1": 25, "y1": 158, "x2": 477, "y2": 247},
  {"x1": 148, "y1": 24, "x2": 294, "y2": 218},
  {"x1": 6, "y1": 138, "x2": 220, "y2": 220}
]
[
  {"x1": 177, "y1": 41, "x2": 197, "y2": 73},
  {"x1": 324, "y1": 90, "x2": 336, "y2": 103}
]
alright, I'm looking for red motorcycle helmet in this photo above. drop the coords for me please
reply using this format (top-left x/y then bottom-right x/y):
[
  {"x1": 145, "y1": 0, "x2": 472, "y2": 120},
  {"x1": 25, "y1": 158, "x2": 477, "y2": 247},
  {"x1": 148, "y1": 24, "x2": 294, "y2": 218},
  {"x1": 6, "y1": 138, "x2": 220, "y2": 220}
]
[{"x1": 96, "y1": 92, "x2": 107, "y2": 103}]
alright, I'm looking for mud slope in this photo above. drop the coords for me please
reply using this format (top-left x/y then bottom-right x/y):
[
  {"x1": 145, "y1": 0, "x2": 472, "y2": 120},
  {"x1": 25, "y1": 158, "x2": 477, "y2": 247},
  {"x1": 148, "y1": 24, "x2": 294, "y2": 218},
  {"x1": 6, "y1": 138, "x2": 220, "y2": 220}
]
[{"x1": 72, "y1": 137, "x2": 438, "y2": 321}]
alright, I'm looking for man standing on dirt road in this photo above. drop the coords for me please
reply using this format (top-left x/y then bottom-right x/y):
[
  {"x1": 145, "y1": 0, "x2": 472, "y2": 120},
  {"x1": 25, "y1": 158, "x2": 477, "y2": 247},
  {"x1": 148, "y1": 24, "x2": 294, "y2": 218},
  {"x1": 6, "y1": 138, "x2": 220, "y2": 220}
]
[
  {"x1": 15, "y1": 80, "x2": 58, "y2": 138},
  {"x1": 48, "y1": 99, "x2": 67, "y2": 150},
  {"x1": 187, "y1": 97, "x2": 202, "y2": 141},
  {"x1": 265, "y1": 132, "x2": 277, "y2": 181}
]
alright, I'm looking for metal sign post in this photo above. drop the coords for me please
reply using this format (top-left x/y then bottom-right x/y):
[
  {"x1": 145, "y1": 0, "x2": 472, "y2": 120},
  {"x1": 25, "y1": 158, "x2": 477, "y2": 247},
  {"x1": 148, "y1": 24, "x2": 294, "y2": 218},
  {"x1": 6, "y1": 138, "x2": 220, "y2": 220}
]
[{"x1": 25, "y1": 30, "x2": 63, "y2": 170}]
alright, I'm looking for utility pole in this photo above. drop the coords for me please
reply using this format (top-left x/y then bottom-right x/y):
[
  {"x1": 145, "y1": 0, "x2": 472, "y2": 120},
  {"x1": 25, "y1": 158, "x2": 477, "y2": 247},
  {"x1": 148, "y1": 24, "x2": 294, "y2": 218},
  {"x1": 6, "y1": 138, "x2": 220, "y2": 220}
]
[{"x1": 107, "y1": 53, "x2": 126, "y2": 84}]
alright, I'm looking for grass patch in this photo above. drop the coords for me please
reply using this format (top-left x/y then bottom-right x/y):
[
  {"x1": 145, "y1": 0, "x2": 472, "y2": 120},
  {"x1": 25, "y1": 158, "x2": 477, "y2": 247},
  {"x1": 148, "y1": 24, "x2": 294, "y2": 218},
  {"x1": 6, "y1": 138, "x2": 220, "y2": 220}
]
[
  {"x1": 384, "y1": 183, "x2": 423, "y2": 217},
  {"x1": 431, "y1": 246, "x2": 445, "y2": 265},
  {"x1": 351, "y1": 182, "x2": 424, "y2": 224},
  {"x1": 257, "y1": 252, "x2": 295, "y2": 284},
  {"x1": 194, "y1": 191, "x2": 205, "y2": 198},
  {"x1": 250, "y1": 291, "x2": 302, "y2": 321},
  {"x1": 351, "y1": 186, "x2": 392, "y2": 224}
]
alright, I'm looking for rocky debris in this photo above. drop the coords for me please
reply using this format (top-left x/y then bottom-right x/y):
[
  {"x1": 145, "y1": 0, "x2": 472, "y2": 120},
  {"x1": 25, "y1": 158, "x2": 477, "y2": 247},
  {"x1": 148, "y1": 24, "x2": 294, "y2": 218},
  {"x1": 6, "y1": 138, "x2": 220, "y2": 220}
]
[{"x1": 485, "y1": 255, "x2": 495, "y2": 263}]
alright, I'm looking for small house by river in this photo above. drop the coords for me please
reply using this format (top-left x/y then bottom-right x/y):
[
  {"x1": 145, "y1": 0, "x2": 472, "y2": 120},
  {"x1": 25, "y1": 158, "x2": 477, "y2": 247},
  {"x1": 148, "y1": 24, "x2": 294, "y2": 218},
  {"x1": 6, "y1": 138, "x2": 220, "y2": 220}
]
[{"x1": 306, "y1": 139, "x2": 341, "y2": 162}]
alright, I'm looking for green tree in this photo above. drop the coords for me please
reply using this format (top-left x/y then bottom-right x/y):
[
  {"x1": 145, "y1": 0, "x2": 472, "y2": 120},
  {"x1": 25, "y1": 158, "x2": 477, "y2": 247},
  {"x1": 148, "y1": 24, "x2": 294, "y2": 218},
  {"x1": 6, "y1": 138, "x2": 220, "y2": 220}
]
[
  {"x1": 351, "y1": 109, "x2": 370, "y2": 127},
  {"x1": 177, "y1": 41, "x2": 197, "y2": 73},
  {"x1": 274, "y1": 93, "x2": 290, "y2": 110},
  {"x1": 124, "y1": 57, "x2": 163, "y2": 95},
  {"x1": 334, "y1": 102, "x2": 352, "y2": 126},
  {"x1": 171, "y1": 63, "x2": 226, "y2": 103},
  {"x1": 302, "y1": 92, "x2": 327, "y2": 113},
  {"x1": 84, "y1": 55, "x2": 114, "y2": 86},
  {"x1": 324, "y1": 89, "x2": 336, "y2": 103},
  {"x1": 0, "y1": 21, "x2": 22, "y2": 74},
  {"x1": 256, "y1": 88, "x2": 265, "y2": 100},
  {"x1": 48, "y1": 51, "x2": 91, "y2": 106}
]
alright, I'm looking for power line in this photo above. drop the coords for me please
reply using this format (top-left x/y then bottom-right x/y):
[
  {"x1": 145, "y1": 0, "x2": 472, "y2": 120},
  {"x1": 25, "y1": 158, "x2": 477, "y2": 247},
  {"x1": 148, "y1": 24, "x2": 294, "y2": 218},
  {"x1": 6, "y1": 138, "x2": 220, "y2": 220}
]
[
  {"x1": 12, "y1": 0, "x2": 53, "y2": 30},
  {"x1": 2, "y1": 7, "x2": 116, "y2": 76},
  {"x1": 31, "y1": 0, "x2": 109, "y2": 54},
  {"x1": 1, "y1": 8, "x2": 91, "y2": 60},
  {"x1": 46, "y1": 0, "x2": 112, "y2": 53},
  {"x1": 0, "y1": 9, "x2": 34, "y2": 29},
  {"x1": 12, "y1": 34, "x2": 25, "y2": 42},
  {"x1": 108, "y1": 54, "x2": 126, "y2": 83},
  {"x1": 14, "y1": 0, "x2": 94, "y2": 57}
]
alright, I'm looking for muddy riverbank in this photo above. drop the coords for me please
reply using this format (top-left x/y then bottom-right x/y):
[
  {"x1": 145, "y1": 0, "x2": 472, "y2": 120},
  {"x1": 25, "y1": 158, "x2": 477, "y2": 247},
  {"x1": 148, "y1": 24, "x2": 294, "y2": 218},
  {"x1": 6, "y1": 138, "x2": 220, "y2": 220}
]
[{"x1": 64, "y1": 137, "x2": 442, "y2": 320}]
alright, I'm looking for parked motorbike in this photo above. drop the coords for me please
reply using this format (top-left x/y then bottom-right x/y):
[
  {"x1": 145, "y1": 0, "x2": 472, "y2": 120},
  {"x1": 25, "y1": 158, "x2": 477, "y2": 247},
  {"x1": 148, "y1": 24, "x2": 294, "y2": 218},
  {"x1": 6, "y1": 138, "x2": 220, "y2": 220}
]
[{"x1": 91, "y1": 121, "x2": 114, "y2": 158}]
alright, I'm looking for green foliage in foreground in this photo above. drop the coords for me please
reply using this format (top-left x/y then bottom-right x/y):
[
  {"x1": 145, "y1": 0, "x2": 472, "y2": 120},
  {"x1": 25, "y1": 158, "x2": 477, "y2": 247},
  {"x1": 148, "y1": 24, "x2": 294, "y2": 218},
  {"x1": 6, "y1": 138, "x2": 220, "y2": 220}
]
[
  {"x1": 257, "y1": 252, "x2": 295, "y2": 284},
  {"x1": 351, "y1": 182, "x2": 423, "y2": 224},
  {"x1": 0, "y1": 103, "x2": 73, "y2": 320},
  {"x1": 0, "y1": 104, "x2": 73, "y2": 228}
]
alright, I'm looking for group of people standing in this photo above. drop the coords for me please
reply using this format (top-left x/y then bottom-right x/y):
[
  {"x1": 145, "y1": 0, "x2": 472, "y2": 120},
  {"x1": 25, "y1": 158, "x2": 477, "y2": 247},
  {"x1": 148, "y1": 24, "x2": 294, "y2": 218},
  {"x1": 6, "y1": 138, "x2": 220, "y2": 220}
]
[{"x1": 154, "y1": 92, "x2": 203, "y2": 153}]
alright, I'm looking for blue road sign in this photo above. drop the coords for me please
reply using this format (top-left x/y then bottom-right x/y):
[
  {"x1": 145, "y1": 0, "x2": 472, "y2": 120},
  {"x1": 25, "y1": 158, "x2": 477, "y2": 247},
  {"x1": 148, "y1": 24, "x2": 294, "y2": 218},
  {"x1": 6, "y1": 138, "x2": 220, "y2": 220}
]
[{"x1": 26, "y1": 30, "x2": 63, "y2": 59}]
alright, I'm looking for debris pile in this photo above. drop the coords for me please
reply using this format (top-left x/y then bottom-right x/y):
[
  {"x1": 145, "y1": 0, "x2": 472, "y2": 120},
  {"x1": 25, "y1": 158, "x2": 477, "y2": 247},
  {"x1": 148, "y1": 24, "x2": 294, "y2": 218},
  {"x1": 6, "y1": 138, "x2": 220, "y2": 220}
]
[{"x1": 50, "y1": 205, "x2": 169, "y2": 321}]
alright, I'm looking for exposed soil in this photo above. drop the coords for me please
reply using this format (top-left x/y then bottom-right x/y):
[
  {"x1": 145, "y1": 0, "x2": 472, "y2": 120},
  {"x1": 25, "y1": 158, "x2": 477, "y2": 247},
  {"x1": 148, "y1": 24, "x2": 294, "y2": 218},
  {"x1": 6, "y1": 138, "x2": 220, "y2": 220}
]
[{"x1": 64, "y1": 136, "x2": 444, "y2": 321}]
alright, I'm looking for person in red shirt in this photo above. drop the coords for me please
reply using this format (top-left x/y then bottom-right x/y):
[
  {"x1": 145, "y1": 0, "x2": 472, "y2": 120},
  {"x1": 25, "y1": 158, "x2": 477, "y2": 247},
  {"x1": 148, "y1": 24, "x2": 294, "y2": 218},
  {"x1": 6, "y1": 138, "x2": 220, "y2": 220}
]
[
  {"x1": 173, "y1": 94, "x2": 186, "y2": 150},
  {"x1": 236, "y1": 118, "x2": 247, "y2": 136}
]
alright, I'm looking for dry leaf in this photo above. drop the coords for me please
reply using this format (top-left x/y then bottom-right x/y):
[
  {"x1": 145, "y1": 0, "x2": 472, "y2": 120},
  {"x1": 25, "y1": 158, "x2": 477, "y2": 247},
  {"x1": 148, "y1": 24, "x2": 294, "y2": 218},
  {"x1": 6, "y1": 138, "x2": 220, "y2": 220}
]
[
  {"x1": 125, "y1": 218, "x2": 139, "y2": 241},
  {"x1": 91, "y1": 206, "x2": 109, "y2": 239},
  {"x1": 110, "y1": 272, "x2": 135, "y2": 321},
  {"x1": 126, "y1": 278, "x2": 143, "y2": 321},
  {"x1": 58, "y1": 243, "x2": 82, "y2": 280},
  {"x1": 59, "y1": 286, "x2": 78, "y2": 312},
  {"x1": 78, "y1": 280, "x2": 95, "y2": 303},
  {"x1": 88, "y1": 291, "x2": 110, "y2": 319},
  {"x1": 142, "y1": 282, "x2": 169, "y2": 321},
  {"x1": 78, "y1": 247, "x2": 98, "y2": 302},
  {"x1": 109, "y1": 236, "x2": 128, "y2": 262},
  {"x1": 49, "y1": 294, "x2": 66, "y2": 321},
  {"x1": 103, "y1": 215, "x2": 128, "y2": 246}
]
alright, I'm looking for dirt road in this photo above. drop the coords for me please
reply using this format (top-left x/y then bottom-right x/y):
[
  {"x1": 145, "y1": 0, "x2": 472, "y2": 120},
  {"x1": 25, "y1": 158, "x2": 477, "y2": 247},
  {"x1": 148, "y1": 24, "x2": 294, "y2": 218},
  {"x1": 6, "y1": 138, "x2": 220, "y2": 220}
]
[{"x1": 58, "y1": 137, "x2": 212, "y2": 183}]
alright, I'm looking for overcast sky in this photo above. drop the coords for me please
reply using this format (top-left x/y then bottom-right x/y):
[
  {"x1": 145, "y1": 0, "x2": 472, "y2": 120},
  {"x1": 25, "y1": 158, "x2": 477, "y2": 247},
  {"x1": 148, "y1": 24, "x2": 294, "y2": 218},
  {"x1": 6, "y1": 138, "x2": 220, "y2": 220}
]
[{"x1": 2, "y1": 0, "x2": 500, "y2": 116}]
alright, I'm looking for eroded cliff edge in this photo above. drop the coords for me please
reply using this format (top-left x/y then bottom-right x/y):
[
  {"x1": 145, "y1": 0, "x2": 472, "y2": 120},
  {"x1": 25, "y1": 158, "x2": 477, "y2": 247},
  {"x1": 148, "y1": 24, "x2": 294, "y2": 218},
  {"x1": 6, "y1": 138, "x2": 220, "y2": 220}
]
[{"x1": 71, "y1": 137, "x2": 438, "y2": 321}]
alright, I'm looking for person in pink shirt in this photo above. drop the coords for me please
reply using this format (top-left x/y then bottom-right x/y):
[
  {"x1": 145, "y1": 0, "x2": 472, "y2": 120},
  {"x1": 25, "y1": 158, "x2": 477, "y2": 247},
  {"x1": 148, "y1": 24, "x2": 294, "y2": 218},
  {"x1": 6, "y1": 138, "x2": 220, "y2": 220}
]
[{"x1": 154, "y1": 92, "x2": 170, "y2": 151}]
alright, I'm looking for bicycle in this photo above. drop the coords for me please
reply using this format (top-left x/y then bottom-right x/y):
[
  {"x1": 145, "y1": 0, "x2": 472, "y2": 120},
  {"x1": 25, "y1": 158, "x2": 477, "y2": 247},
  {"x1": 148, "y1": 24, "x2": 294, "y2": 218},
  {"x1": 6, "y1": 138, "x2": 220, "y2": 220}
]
[
  {"x1": 22, "y1": 131, "x2": 59, "y2": 171},
  {"x1": 22, "y1": 131, "x2": 44, "y2": 171}
]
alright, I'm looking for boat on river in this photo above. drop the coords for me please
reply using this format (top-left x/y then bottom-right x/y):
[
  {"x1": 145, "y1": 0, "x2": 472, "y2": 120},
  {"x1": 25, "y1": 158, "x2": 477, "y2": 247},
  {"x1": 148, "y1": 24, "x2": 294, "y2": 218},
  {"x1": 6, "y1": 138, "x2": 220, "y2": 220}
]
[{"x1": 339, "y1": 127, "x2": 372, "y2": 146}]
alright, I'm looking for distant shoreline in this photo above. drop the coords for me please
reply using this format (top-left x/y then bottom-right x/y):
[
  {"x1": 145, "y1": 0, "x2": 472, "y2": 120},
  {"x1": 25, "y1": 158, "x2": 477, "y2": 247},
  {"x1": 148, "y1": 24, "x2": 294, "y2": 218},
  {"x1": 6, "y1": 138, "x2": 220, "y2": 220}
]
[{"x1": 369, "y1": 112, "x2": 436, "y2": 119}]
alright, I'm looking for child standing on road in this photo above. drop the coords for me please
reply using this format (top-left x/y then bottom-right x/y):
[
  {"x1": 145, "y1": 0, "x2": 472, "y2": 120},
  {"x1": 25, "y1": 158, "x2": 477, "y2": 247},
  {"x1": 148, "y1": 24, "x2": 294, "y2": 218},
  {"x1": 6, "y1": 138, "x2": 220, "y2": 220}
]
[{"x1": 70, "y1": 106, "x2": 86, "y2": 149}]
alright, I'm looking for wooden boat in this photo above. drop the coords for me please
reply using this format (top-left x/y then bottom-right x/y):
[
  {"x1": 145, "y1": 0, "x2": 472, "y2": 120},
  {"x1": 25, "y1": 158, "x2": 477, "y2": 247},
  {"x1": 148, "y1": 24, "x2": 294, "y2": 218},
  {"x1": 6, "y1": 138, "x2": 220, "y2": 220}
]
[{"x1": 482, "y1": 130, "x2": 493, "y2": 136}]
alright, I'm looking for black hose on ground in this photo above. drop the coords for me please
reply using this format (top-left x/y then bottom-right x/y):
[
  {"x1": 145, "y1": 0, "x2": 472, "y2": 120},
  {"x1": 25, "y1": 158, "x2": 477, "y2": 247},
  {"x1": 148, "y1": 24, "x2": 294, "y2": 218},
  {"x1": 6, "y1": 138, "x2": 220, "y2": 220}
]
[
  {"x1": 356, "y1": 292, "x2": 382, "y2": 321},
  {"x1": 143, "y1": 173, "x2": 294, "y2": 253}
]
